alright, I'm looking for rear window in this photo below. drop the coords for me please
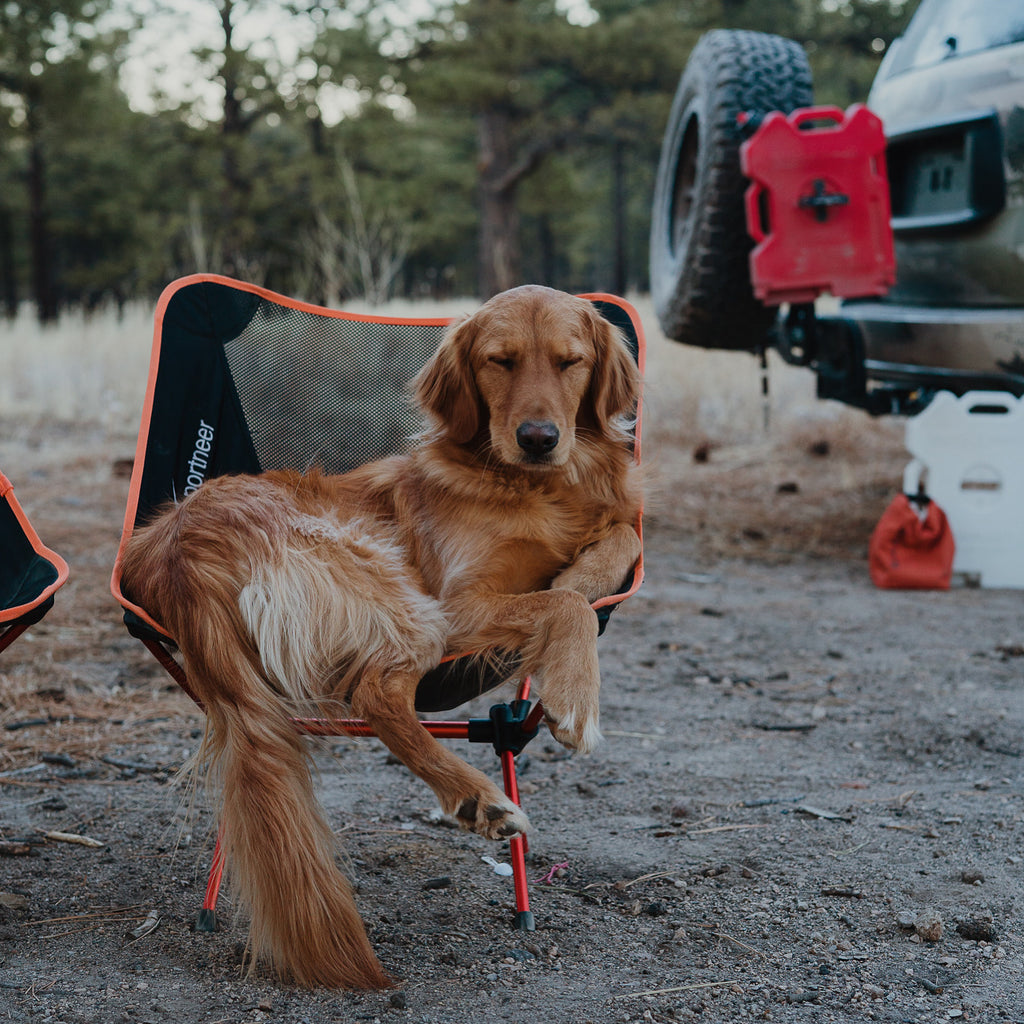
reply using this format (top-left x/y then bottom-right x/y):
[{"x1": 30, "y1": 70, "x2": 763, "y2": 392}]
[{"x1": 885, "y1": 0, "x2": 1024, "y2": 76}]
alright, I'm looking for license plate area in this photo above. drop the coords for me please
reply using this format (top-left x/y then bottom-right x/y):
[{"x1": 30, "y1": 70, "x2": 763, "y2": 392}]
[{"x1": 886, "y1": 110, "x2": 1005, "y2": 232}]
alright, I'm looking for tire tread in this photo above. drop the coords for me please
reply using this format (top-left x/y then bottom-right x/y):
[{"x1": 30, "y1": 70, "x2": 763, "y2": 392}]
[{"x1": 650, "y1": 30, "x2": 814, "y2": 349}]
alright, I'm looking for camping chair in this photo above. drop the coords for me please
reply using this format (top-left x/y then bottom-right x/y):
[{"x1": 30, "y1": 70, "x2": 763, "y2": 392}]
[
  {"x1": 0, "y1": 472, "x2": 69, "y2": 655},
  {"x1": 110, "y1": 273, "x2": 645, "y2": 934}
]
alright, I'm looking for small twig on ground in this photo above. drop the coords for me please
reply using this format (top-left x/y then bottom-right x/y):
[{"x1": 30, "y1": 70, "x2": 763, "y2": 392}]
[
  {"x1": 713, "y1": 930, "x2": 764, "y2": 957},
  {"x1": 128, "y1": 909, "x2": 161, "y2": 940},
  {"x1": 3, "y1": 719, "x2": 50, "y2": 732},
  {"x1": 829, "y1": 839, "x2": 874, "y2": 858},
  {"x1": 20, "y1": 906, "x2": 144, "y2": 927},
  {"x1": 40, "y1": 830, "x2": 104, "y2": 848},
  {"x1": 686, "y1": 823, "x2": 772, "y2": 835},
  {"x1": 612, "y1": 868, "x2": 681, "y2": 890},
  {"x1": 612, "y1": 979, "x2": 740, "y2": 1000},
  {"x1": 40, "y1": 753, "x2": 76, "y2": 768},
  {"x1": 0, "y1": 841, "x2": 36, "y2": 857},
  {"x1": 794, "y1": 805, "x2": 853, "y2": 823},
  {"x1": 100, "y1": 755, "x2": 161, "y2": 774},
  {"x1": 538, "y1": 886, "x2": 602, "y2": 903},
  {"x1": 692, "y1": 922, "x2": 766, "y2": 958},
  {"x1": 0, "y1": 764, "x2": 48, "y2": 779}
]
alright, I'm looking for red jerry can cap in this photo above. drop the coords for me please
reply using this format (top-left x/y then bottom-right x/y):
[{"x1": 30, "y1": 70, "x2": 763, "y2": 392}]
[{"x1": 740, "y1": 104, "x2": 895, "y2": 306}]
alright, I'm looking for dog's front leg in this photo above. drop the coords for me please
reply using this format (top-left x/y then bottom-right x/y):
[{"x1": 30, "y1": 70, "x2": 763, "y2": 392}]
[
  {"x1": 551, "y1": 522, "x2": 641, "y2": 603},
  {"x1": 350, "y1": 666, "x2": 529, "y2": 840},
  {"x1": 445, "y1": 588, "x2": 604, "y2": 753}
]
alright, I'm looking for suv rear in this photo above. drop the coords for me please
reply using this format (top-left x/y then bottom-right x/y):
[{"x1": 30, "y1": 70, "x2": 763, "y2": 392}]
[{"x1": 650, "y1": 0, "x2": 1024, "y2": 414}]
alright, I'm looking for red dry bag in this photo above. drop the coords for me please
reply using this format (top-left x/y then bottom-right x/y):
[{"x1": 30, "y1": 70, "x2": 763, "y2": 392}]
[{"x1": 869, "y1": 494, "x2": 955, "y2": 590}]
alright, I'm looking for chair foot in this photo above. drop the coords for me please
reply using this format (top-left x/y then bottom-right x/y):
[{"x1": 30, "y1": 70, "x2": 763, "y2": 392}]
[
  {"x1": 514, "y1": 910, "x2": 535, "y2": 932},
  {"x1": 195, "y1": 908, "x2": 218, "y2": 932}
]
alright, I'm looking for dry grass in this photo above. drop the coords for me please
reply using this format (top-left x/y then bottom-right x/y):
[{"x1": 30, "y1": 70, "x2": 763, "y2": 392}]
[
  {"x1": 1, "y1": 304, "x2": 154, "y2": 431},
  {"x1": 0, "y1": 667, "x2": 187, "y2": 776}
]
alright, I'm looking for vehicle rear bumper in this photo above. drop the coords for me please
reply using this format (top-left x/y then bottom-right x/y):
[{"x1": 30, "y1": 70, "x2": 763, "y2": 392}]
[{"x1": 841, "y1": 300, "x2": 1024, "y2": 394}]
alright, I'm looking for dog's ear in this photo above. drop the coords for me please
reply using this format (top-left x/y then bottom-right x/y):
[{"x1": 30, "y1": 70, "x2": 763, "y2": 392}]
[
  {"x1": 583, "y1": 305, "x2": 640, "y2": 435},
  {"x1": 414, "y1": 314, "x2": 482, "y2": 444}
]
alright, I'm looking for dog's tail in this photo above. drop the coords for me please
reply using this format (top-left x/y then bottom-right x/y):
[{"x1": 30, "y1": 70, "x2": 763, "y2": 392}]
[
  {"x1": 202, "y1": 672, "x2": 392, "y2": 989},
  {"x1": 122, "y1": 511, "x2": 392, "y2": 989}
]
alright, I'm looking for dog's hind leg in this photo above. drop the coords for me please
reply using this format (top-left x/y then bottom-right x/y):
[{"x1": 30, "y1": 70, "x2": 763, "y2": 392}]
[{"x1": 349, "y1": 665, "x2": 530, "y2": 840}]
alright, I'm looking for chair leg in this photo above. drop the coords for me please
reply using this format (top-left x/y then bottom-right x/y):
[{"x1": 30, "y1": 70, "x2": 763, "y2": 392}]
[
  {"x1": 0, "y1": 620, "x2": 30, "y2": 655},
  {"x1": 499, "y1": 748, "x2": 535, "y2": 932},
  {"x1": 196, "y1": 832, "x2": 225, "y2": 932}
]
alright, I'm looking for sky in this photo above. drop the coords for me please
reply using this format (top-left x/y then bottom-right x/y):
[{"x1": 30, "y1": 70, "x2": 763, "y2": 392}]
[
  {"x1": 113, "y1": 0, "x2": 598, "y2": 121},
  {"x1": 114, "y1": 0, "x2": 323, "y2": 118}
]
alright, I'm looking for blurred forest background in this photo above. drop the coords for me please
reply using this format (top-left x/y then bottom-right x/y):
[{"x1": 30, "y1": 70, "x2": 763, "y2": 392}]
[{"x1": 0, "y1": 0, "x2": 920, "y2": 322}]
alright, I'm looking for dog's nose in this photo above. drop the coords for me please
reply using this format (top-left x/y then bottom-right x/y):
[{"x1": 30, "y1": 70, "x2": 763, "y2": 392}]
[{"x1": 516, "y1": 421, "x2": 559, "y2": 455}]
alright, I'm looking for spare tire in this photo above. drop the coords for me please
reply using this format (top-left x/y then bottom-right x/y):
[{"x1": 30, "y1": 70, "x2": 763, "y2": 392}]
[{"x1": 650, "y1": 30, "x2": 813, "y2": 350}]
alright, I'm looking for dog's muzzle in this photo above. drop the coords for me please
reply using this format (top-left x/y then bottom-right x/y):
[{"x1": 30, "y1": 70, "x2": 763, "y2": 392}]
[{"x1": 516, "y1": 421, "x2": 559, "y2": 458}]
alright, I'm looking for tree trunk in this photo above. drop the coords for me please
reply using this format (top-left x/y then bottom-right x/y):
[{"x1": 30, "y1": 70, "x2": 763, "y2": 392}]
[
  {"x1": 28, "y1": 132, "x2": 57, "y2": 323},
  {"x1": 611, "y1": 139, "x2": 627, "y2": 295},
  {"x1": 0, "y1": 203, "x2": 18, "y2": 319},
  {"x1": 217, "y1": 0, "x2": 253, "y2": 276},
  {"x1": 477, "y1": 107, "x2": 522, "y2": 297},
  {"x1": 537, "y1": 214, "x2": 556, "y2": 288}
]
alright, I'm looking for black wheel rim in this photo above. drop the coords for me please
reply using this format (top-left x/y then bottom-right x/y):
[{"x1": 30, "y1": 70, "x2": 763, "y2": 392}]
[{"x1": 669, "y1": 113, "x2": 699, "y2": 261}]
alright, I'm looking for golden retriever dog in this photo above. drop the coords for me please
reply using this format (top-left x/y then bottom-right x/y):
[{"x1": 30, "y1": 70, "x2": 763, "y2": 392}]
[{"x1": 120, "y1": 284, "x2": 642, "y2": 989}]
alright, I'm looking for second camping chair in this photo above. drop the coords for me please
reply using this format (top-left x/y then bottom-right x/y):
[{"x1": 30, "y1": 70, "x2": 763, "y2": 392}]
[
  {"x1": 109, "y1": 273, "x2": 645, "y2": 934},
  {"x1": 1, "y1": 472, "x2": 69, "y2": 656}
]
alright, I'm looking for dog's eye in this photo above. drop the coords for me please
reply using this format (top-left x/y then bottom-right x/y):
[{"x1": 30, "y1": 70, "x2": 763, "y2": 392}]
[
  {"x1": 488, "y1": 356, "x2": 515, "y2": 370},
  {"x1": 559, "y1": 357, "x2": 583, "y2": 371}
]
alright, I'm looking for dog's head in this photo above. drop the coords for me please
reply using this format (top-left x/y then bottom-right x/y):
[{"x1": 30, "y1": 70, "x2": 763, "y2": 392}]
[{"x1": 415, "y1": 285, "x2": 639, "y2": 469}]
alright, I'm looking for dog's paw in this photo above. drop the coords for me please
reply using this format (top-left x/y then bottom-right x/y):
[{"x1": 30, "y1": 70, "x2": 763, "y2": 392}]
[
  {"x1": 453, "y1": 790, "x2": 529, "y2": 840},
  {"x1": 542, "y1": 703, "x2": 602, "y2": 754}
]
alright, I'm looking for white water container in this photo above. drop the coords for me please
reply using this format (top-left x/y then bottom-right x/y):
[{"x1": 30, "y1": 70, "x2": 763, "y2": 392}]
[{"x1": 903, "y1": 391, "x2": 1024, "y2": 589}]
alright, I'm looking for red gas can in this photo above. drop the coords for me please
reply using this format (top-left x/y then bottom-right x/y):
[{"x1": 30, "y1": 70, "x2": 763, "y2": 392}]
[{"x1": 740, "y1": 104, "x2": 895, "y2": 305}]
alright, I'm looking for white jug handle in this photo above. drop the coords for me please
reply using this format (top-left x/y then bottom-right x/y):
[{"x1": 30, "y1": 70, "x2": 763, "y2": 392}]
[{"x1": 902, "y1": 459, "x2": 927, "y2": 498}]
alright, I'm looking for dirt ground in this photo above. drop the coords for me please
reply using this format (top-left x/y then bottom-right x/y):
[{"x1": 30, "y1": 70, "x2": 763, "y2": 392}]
[{"x1": 2, "y1": 410, "x2": 1023, "y2": 1024}]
